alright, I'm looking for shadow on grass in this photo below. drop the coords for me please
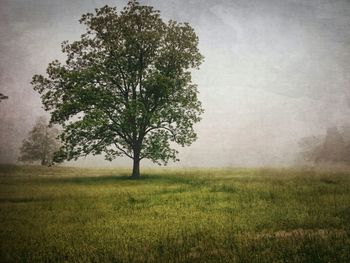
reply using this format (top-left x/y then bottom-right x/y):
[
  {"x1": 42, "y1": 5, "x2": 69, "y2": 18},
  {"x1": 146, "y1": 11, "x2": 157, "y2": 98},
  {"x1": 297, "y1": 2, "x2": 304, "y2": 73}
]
[
  {"x1": 0, "y1": 196, "x2": 54, "y2": 203},
  {"x1": 32, "y1": 173, "x2": 209, "y2": 188}
]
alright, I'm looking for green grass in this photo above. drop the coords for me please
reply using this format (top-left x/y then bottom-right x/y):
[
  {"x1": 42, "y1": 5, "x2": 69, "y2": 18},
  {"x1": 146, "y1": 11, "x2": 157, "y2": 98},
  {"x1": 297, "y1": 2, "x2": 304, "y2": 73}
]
[{"x1": 0, "y1": 165, "x2": 350, "y2": 262}]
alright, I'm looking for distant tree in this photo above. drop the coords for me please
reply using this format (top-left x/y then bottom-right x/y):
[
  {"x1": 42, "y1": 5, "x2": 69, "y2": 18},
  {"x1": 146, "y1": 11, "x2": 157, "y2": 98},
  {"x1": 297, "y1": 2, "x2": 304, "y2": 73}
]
[
  {"x1": 32, "y1": 0, "x2": 204, "y2": 178},
  {"x1": 299, "y1": 126, "x2": 350, "y2": 165},
  {"x1": 315, "y1": 127, "x2": 346, "y2": 163},
  {"x1": 19, "y1": 116, "x2": 61, "y2": 166},
  {"x1": 298, "y1": 135, "x2": 324, "y2": 163},
  {"x1": 340, "y1": 125, "x2": 350, "y2": 142},
  {"x1": 340, "y1": 125, "x2": 350, "y2": 163},
  {"x1": 0, "y1": 93, "x2": 8, "y2": 102}
]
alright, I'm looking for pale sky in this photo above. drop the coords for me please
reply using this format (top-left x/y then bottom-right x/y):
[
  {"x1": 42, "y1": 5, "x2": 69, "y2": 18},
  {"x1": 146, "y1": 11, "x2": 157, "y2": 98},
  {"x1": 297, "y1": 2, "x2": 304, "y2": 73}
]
[{"x1": 1, "y1": 0, "x2": 350, "y2": 167}]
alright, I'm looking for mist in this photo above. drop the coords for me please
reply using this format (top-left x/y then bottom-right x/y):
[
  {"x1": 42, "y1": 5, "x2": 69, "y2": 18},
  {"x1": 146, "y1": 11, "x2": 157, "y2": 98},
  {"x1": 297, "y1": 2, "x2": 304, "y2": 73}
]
[{"x1": 1, "y1": 0, "x2": 350, "y2": 167}]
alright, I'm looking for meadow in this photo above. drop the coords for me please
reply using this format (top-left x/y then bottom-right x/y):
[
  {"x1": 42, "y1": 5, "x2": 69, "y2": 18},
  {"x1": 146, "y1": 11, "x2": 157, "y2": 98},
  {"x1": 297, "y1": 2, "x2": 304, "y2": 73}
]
[{"x1": 0, "y1": 165, "x2": 349, "y2": 262}]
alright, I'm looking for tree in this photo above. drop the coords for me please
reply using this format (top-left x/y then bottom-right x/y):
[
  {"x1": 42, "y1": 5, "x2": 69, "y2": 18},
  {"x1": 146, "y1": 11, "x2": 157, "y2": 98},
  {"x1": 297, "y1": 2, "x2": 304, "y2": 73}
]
[
  {"x1": 19, "y1": 116, "x2": 61, "y2": 166},
  {"x1": 0, "y1": 93, "x2": 8, "y2": 102},
  {"x1": 298, "y1": 126, "x2": 350, "y2": 165},
  {"x1": 298, "y1": 135, "x2": 324, "y2": 163},
  {"x1": 31, "y1": 0, "x2": 204, "y2": 178},
  {"x1": 316, "y1": 127, "x2": 346, "y2": 163}
]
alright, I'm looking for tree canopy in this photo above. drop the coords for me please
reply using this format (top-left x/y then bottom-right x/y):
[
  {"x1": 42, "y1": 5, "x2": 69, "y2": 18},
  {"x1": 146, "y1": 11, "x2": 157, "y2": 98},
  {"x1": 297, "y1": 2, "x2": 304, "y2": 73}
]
[
  {"x1": 19, "y1": 116, "x2": 61, "y2": 166},
  {"x1": 32, "y1": 0, "x2": 204, "y2": 178}
]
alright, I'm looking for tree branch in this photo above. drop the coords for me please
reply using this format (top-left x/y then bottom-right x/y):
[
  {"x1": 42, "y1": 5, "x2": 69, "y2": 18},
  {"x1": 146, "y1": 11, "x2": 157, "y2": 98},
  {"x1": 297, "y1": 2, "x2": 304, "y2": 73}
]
[
  {"x1": 144, "y1": 124, "x2": 176, "y2": 139},
  {"x1": 114, "y1": 142, "x2": 134, "y2": 159},
  {"x1": 104, "y1": 109, "x2": 133, "y2": 143}
]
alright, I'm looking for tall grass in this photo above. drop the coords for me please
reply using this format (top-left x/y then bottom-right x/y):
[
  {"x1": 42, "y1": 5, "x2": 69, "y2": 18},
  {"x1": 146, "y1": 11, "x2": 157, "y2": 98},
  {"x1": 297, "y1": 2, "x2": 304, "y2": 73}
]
[{"x1": 0, "y1": 165, "x2": 349, "y2": 262}]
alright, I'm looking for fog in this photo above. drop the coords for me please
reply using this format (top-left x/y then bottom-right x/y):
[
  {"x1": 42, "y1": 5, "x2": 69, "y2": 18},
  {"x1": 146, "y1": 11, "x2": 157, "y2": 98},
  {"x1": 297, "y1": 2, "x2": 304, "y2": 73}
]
[{"x1": 1, "y1": 0, "x2": 350, "y2": 167}]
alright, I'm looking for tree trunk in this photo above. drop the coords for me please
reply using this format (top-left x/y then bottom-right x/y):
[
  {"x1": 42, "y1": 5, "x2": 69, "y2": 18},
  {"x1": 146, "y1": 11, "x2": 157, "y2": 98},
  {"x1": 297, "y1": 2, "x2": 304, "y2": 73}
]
[{"x1": 131, "y1": 157, "x2": 140, "y2": 179}]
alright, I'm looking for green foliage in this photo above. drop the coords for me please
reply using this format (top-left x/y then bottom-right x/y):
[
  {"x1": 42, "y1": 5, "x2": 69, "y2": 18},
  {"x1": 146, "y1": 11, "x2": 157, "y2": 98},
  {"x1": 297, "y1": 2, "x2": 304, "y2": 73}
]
[
  {"x1": 1, "y1": 166, "x2": 350, "y2": 262},
  {"x1": 31, "y1": 1, "x2": 204, "y2": 175},
  {"x1": 19, "y1": 117, "x2": 61, "y2": 165}
]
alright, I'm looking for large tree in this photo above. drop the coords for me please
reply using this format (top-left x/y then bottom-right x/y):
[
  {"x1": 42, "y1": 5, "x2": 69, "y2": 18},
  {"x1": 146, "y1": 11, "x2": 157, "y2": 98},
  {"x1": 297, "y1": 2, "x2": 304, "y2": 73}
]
[
  {"x1": 32, "y1": 0, "x2": 204, "y2": 178},
  {"x1": 19, "y1": 116, "x2": 61, "y2": 166}
]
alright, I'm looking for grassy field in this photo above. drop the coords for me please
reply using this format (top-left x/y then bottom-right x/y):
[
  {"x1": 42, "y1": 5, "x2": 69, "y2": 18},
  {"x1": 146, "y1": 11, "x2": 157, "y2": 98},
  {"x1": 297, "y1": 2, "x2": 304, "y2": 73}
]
[{"x1": 0, "y1": 165, "x2": 350, "y2": 262}]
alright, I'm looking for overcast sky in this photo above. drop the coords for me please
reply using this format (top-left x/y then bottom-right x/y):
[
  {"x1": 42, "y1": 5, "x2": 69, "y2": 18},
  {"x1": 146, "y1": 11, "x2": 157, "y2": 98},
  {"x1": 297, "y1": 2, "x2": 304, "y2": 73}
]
[{"x1": 1, "y1": 0, "x2": 350, "y2": 167}]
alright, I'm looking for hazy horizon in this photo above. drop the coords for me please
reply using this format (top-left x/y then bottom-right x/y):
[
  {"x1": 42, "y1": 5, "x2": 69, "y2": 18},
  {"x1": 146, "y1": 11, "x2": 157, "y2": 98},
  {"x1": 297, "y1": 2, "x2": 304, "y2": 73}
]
[{"x1": 1, "y1": 0, "x2": 350, "y2": 167}]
